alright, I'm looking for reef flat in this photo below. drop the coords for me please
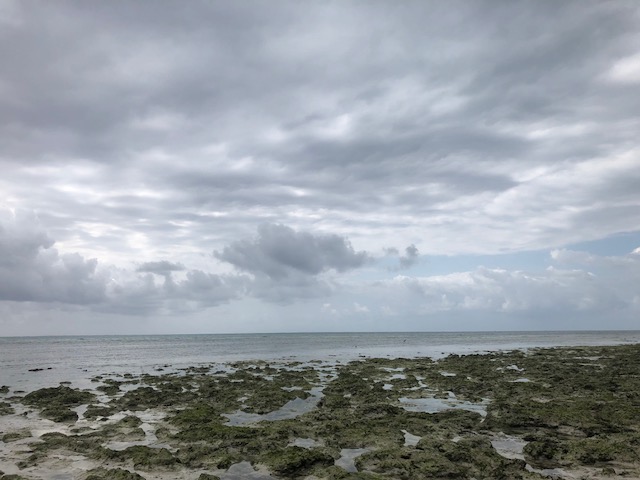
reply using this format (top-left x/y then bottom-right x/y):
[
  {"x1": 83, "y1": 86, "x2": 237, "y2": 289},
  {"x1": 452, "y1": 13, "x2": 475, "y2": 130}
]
[{"x1": 0, "y1": 343, "x2": 639, "y2": 479}]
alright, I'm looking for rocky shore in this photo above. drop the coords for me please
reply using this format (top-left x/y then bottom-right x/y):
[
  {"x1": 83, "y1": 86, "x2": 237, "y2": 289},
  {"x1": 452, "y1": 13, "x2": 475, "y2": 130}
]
[{"x1": 1, "y1": 344, "x2": 639, "y2": 479}]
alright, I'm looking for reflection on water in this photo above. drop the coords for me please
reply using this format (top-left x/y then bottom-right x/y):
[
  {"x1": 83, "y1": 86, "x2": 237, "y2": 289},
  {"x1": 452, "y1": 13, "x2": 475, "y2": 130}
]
[
  {"x1": 402, "y1": 429, "x2": 421, "y2": 446},
  {"x1": 491, "y1": 432, "x2": 527, "y2": 460},
  {"x1": 335, "y1": 448, "x2": 370, "y2": 473},
  {"x1": 221, "y1": 461, "x2": 274, "y2": 479},
  {"x1": 399, "y1": 395, "x2": 489, "y2": 417},
  {"x1": 223, "y1": 387, "x2": 324, "y2": 426}
]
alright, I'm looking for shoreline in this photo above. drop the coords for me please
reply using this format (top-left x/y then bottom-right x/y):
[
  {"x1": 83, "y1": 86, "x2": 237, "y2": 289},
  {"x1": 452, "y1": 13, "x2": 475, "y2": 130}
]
[
  {"x1": 1, "y1": 343, "x2": 639, "y2": 479},
  {"x1": 4, "y1": 330, "x2": 640, "y2": 393}
]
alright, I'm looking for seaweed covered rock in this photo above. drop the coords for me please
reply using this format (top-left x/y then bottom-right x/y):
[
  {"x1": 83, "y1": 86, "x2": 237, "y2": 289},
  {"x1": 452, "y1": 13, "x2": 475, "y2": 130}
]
[
  {"x1": 0, "y1": 401, "x2": 14, "y2": 415},
  {"x1": 2, "y1": 430, "x2": 31, "y2": 443},
  {"x1": 22, "y1": 385, "x2": 95, "y2": 423},
  {"x1": 361, "y1": 437, "x2": 529, "y2": 480},
  {"x1": 23, "y1": 385, "x2": 94, "y2": 407},
  {"x1": 85, "y1": 468, "x2": 146, "y2": 480},
  {"x1": 98, "y1": 445, "x2": 179, "y2": 470},
  {"x1": 262, "y1": 446, "x2": 335, "y2": 477}
]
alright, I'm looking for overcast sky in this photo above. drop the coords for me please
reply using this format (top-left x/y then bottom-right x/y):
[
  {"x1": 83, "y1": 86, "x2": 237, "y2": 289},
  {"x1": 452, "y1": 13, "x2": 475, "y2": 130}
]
[{"x1": 1, "y1": 0, "x2": 639, "y2": 335}]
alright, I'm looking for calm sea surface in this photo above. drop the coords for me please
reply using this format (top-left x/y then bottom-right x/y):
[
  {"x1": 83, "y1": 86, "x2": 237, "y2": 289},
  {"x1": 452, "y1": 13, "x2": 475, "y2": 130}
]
[{"x1": 1, "y1": 331, "x2": 639, "y2": 391}]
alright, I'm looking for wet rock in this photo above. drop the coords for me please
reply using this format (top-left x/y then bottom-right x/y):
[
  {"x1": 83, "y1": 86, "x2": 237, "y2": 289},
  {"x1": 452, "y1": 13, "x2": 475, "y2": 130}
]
[
  {"x1": 22, "y1": 385, "x2": 95, "y2": 413},
  {"x1": 262, "y1": 446, "x2": 334, "y2": 477},
  {"x1": 99, "y1": 445, "x2": 179, "y2": 470},
  {"x1": 85, "y1": 468, "x2": 147, "y2": 479},
  {"x1": 2, "y1": 430, "x2": 31, "y2": 443},
  {"x1": 84, "y1": 403, "x2": 118, "y2": 419},
  {"x1": 0, "y1": 401, "x2": 14, "y2": 415}
]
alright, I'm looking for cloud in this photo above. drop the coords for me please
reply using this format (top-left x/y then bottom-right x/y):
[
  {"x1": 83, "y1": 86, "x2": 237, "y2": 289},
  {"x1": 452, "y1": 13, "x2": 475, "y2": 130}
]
[
  {"x1": 0, "y1": 209, "x2": 241, "y2": 314},
  {"x1": 215, "y1": 223, "x2": 369, "y2": 279},
  {"x1": 0, "y1": 213, "x2": 368, "y2": 312},
  {"x1": 399, "y1": 245, "x2": 420, "y2": 269},
  {"x1": 1, "y1": 2, "x2": 640, "y2": 333},
  {"x1": 137, "y1": 260, "x2": 186, "y2": 274},
  {"x1": 0, "y1": 210, "x2": 107, "y2": 304},
  {"x1": 376, "y1": 248, "x2": 640, "y2": 318},
  {"x1": 385, "y1": 244, "x2": 420, "y2": 270},
  {"x1": 0, "y1": 1, "x2": 638, "y2": 270},
  {"x1": 105, "y1": 268, "x2": 242, "y2": 315},
  {"x1": 213, "y1": 223, "x2": 369, "y2": 303}
]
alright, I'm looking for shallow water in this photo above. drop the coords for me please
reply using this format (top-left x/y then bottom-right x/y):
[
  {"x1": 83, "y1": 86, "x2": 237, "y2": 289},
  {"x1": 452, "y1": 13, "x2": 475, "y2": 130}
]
[
  {"x1": 223, "y1": 386, "x2": 324, "y2": 426},
  {"x1": 491, "y1": 433, "x2": 527, "y2": 460},
  {"x1": 288, "y1": 437, "x2": 323, "y2": 448},
  {"x1": 399, "y1": 395, "x2": 489, "y2": 417},
  {"x1": 402, "y1": 429, "x2": 421, "y2": 446},
  {"x1": 3, "y1": 330, "x2": 639, "y2": 392},
  {"x1": 335, "y1": 448, "x2": 370, "y2": 473},
  {"x1": 211, "y1": 461, "x2": 274, "y2": 480}
]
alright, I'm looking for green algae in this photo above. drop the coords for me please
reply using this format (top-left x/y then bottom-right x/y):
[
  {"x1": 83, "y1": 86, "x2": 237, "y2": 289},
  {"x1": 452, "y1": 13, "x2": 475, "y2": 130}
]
[
  {"x1": 22, "y1": 385, "x2": 94, "y2": 407},
  {"x1": 20, "y1": 385, "x2": 95, "y2": 423},
  {"x1": 85, "y1": 468, "x2": 146, "y2": 480},
  {"x1": 84, "y1": 403, "x2": 119, "y2": 419},
  {"x1": 4, "y1": 344, "x2": 639, "y2": 479},
  {"x1": 0, "y1": 401, "x2": 14, "y2": 415},
  {"x1": 98, "y1": 445, "x2": 179, "y2": 470},
  {"x1": 1, "y1": 430, "x2": 31, "y2": 443},
  {"x1": 261, "y1": 446, "x2": 335, "y2": 477}
]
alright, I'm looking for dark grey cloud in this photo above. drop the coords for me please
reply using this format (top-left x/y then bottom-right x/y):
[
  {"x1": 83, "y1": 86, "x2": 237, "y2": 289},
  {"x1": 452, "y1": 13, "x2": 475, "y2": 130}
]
[
  {"x1": 215, "y1": 223, "x2": 369, "y2": 280},
  {"x1": 0, "y1": 211, "x2": 107, "y2": 304},
  {"x1": 137, "y1": 261, "x2": 185, "y2": 275},
  {"x1": 385, "y1": 244, "x2": 420, "y2": 270},
  {"x1": 1, "y1": 1, "x2": 638, "y2": 262},
  {"x1": 399, "y1": 245, "x2": 420, "y2": 269}
]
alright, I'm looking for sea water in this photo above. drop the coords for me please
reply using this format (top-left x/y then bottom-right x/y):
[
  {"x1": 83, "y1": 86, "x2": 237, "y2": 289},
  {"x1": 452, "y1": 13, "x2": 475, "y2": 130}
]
[{"x1": 1, "y1": 331, "x2": 639, "y2": 391}]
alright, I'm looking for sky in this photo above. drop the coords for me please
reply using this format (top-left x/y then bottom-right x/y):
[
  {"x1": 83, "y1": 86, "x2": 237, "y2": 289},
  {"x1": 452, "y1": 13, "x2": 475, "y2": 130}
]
[{"x1": 1, "y1": 1, "x2": 639, "y2": 335}]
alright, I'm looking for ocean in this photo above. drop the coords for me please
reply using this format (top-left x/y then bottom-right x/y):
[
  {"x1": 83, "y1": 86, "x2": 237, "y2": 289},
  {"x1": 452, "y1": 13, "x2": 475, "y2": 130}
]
[{"x1": 1, "y1": 330, "x2": 639, "y2": 391}]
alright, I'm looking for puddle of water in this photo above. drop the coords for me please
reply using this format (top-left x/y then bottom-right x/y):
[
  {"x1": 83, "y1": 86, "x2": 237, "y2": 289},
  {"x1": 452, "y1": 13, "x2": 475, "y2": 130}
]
[
  {"x1": 510, "y1": 378, "x2": 531, "y2": 383},
  {"x1": 223, "y1": 387, "x2": 324, "y2": 426},
  {"x1": 388, "y1": 373, "x2": 406, "y2": 380},
  {"x1": 491, "y1": 433, "x2": 527, "y2": 460},
  {"x1": 335, "y1": 448, "x2": 370, "y2": 473},
  {"x1": 102, "y1": 409, "x2": 173, "y2": 452},
  {"x1": 221, "y1": 460, "x2": 274, "y2": 479},
  {"x1": 401, "y1": 430, "x2": 421, "y2": 447},
  {"x1": 525, "y1": 464, "x2": 576, "y2": 479},
  {"x1": 399, "y1": 396, "x2": 489, "y2": 417},
  {"x1": 382, "y1": 384, "x2": 393, "y2": 391},
  {"x1": 288, "y1": 437, "x2": 323, "y2": 449},
  {"x1": 406, "y1": 380, "x2": 429, "y2": 391},
  {"x1": 71, "y1": 404, "x2": 88, "y2": 421}
]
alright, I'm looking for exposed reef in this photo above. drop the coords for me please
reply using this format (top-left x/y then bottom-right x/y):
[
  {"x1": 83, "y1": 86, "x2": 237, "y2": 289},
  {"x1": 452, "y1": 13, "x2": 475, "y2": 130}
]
[{"x1": 0, "y1": 344, "x2": 638, "y2": 479}]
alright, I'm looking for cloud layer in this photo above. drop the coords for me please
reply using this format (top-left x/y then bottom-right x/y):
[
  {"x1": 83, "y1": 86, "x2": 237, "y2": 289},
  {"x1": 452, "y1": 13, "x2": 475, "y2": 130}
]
[{"x1": 1, "y1": 1, "x2": 639, "y2": 332}]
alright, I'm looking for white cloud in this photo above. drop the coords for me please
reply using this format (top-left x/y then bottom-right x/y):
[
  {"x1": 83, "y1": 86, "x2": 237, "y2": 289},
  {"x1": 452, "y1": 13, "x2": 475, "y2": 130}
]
[
  {"x1": 606, "y1": 52, "x2": 640, "y2": 84},
  {"x1": 376, "y1": 249, "x2": 639, "y2": 319}
]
